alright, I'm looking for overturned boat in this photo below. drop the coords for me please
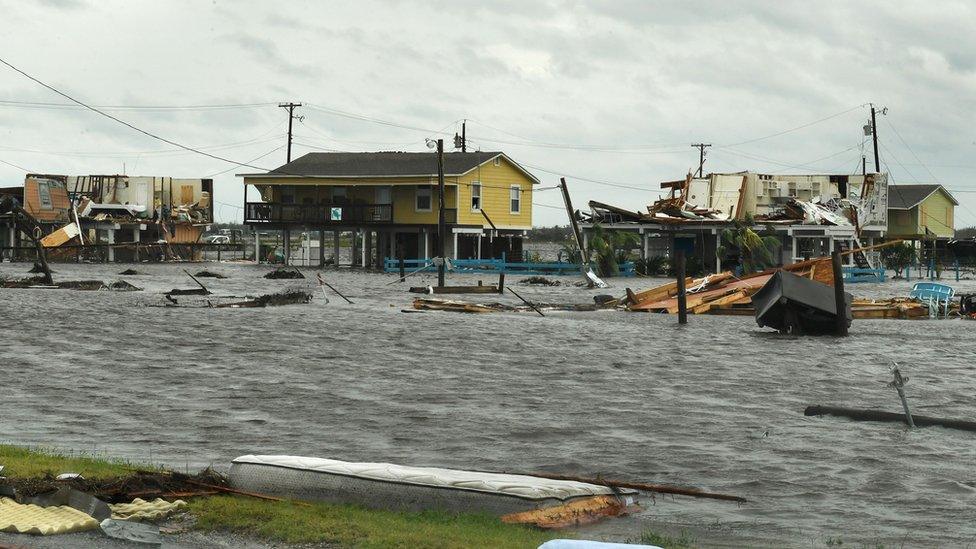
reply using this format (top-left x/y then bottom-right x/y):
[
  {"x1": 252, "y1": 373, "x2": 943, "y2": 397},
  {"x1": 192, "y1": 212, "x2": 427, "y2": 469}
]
[
  {"x1": 229, "y1": 455, "x2": 637, "y2": 527},
  {"x1": 753, "y1": 270, "x2": 852, "y2": 335}
]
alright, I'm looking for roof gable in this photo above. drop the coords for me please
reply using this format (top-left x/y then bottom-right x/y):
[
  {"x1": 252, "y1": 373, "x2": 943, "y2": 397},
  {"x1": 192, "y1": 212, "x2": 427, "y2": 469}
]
[
  {"x1": 889, "y1": 184, "x2": 958, "y2": 209},
  {"x1": 246, "y1": 152, "x2": 538, "y2": 183}
]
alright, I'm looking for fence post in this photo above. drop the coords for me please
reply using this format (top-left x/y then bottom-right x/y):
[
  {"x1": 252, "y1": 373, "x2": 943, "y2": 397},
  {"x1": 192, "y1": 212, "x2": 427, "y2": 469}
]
[{"x1": 676, "y1": 250, "x2": 687, "y2": 325}]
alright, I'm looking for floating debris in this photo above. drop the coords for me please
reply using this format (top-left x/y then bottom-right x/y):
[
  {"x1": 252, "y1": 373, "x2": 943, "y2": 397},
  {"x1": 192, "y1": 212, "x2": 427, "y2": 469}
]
[
  {"x1": 27, "y1": 263, "x2": 54, "y2": 274},
  {"x1": 108, "y1": 280, "x2": 142, "y2": 292},
  {"x1": 214, "y1": 290, "x2": 313, "y2": 308},
  {"x1": 194, "y1": 270, "x2": 227, "y2": 279},
  {"x1": 118, "y1": 268, "x2": 139, "y2": 276},
  {"x1": 519, "y1": 276, "x2": 560, "y2": 286},
  {"x1": 263, "y1": 267, "x2": 304, "y2": 280}
]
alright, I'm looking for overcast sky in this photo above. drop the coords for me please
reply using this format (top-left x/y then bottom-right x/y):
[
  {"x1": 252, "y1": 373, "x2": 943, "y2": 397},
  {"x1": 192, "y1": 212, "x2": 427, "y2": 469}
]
[{"x1": 2, "y1": 1, "x2": 975, "y2": 227}]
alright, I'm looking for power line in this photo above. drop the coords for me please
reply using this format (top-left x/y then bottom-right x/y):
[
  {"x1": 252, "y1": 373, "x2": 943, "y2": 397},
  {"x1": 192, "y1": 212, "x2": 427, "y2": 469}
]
[
  {"x1": 0, "y1": 56, "x2": 282, "y2": 174},
  {"x1": 0, "y1": 99, "x2": 276, "y2": 111},
  {"x1": 716, "y1": 104, "x2": 867, "y2": 148},
  {"x1": 205, "y1": 145, "x2": 286, "y2": 177},
  {"x1": 0, "y1": 157, "x2": 32, "y2": 172}
]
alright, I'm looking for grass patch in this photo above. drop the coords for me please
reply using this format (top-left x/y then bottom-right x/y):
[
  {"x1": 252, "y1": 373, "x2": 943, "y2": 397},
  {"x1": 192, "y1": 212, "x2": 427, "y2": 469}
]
[
  {"x1": 632, "y1": 528, "x2": 697, "y2": 548},
  {"x1": 0, "y1": 444, "x2": 142, "y2": 479},
  {"x1": 189, "y1": 495, "x2": 560, "y2": 549}
]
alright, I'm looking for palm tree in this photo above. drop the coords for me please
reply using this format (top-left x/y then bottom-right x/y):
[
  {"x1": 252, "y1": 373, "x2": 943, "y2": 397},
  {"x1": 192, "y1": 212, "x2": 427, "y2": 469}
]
[{"x1": 717, "y1": 216, "x2": 782, "y2": 274}]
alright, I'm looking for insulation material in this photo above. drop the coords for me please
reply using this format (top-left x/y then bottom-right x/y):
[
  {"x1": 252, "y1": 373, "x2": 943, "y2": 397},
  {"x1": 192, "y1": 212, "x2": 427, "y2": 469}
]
[
  {"x1": 232, "y1": 455, "x2": 618, "y2": 501},
  {"x1": 0, "y1": 497, "x2": 99, "y2": 535},
  {"x1": 109, "y1": 498, "x2": 187, "y2": 522}
]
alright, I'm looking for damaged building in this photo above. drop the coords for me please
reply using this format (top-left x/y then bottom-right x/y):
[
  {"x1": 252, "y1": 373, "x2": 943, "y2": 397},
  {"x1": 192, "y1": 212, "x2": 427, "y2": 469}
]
[
  {"x1": 1, "y1": 174, "x2": 213, "y2": 262},
  {"x1": 584, "y1": 171, "x2": 889, "y2": 272}
]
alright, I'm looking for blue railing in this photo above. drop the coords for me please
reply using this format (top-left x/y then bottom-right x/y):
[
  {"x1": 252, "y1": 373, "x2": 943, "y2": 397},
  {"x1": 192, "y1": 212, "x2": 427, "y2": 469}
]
[
  {"x1": 383, "y1": 258, "x2": 636, "y2": 277},
  {"x1": 842, "y1": 266, "x2": 886, "y2": 283}
]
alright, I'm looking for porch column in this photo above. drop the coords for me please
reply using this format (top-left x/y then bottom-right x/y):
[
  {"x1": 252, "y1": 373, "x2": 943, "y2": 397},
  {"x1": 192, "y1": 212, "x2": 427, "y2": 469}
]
[
  {"x1": 477, "y1": 232, "x2": 482, "y2": 260},
  {"x1": 333, "y1": 231, "x2": 340, "y2": 267},
  {"x1": 133, "y1": 227, "x2": 140, "y2": 262},
  {"x1": 285, "y1": 229, "x2": 293, "y2": 265},
  {"x1": 453, "y1": 231, "x2": 458, "y2": 260},
  {"x1": 421, "y1": 228, "x2": 429, "y2": 259},
  {"x1": 318, "y1": 229, "x2": 325, "y2": 267},
  {"x1": 365, "y1": 230, "x2": 373, "y2": 269},
  {"x1": 254, "y1": 231, "x2": 260, "y2": 263},
  {"x1": 107, "y1": 227, "x2": 115, "y2": 263}
]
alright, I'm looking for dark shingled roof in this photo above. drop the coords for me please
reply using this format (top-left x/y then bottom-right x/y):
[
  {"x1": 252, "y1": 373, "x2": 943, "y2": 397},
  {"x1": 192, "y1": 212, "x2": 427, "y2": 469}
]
[
  {"x1": 261, "y1": 151, "x2": 536, "y2": 180},
  {"x1": 888, "y1": 184, "x2": 958, "y2": 209}
]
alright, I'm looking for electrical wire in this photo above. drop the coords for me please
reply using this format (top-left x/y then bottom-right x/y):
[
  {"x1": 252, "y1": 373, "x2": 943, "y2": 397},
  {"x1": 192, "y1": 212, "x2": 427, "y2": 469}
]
[
  {"x1": 715, "y1": 104, "x2": 868, "y2": 148},
  {"x1": 0, "y1": 157, "x2": 32, "y2": 172},
  {"x1": 0, "y1": 99, "x2": 276, "y2": 111}
]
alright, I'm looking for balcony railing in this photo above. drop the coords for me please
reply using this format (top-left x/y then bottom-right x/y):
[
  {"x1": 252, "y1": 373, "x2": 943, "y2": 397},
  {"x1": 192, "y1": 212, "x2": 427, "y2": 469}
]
[
  {"x1": 245, "y1": 203, "x2": 458, "y2": 225},
  {"x1": 245, "y1": 202, "x2": 393, "y2": 224}
]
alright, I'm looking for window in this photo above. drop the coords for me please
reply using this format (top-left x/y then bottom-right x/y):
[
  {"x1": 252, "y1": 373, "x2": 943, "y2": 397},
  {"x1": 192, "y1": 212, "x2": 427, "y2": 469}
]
[
  {"x1": 470, "y1": 182, "x2": 481, "y2": 211},
  {"x1": 416, "y1": 185, "x2": 432, "y2": 211},
  {"x1": 37, "y1": 181, "x2": 52, "y2": 208},
  {"x1": 510, "y1": 185, "x2": 521, "y2": 214},
  {"x1": 493, "y1": 157, "x2": 500, "y2": 166},
  {"x1": 331, "y1": 186, "x2": 347, "y2": 203},
  {"x1": 280, "y1": 185, "x2": 295, "y2": 204}
]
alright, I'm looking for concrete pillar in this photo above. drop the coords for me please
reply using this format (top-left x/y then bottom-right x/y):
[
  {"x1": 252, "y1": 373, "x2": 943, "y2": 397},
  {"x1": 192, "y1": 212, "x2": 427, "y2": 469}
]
[
  {"x1": 318, "y1": 229, "x2": 325, "y2": 267},
  {"x1": 641, "y1": 230, "x2": 648, "y2": 261},
  {"x1": 452, "y1": 231, "x2": 458, "y2": 260},
  {"x1": 477, "y1": 233, "x2": 482, "y2": 260},
  {"x1": 333, "y1": 230, "x2": 340, "y2": 267},
  {"x1": 283, "y1": 229, "x2": 291, "y2": 265},
  {"x1": 133, "y1": 227, "x2": 140, "y2": 262},
  {"x1": 254, "y1": 231, "x2": 261, "y2": 263},
  {"x1": 365, "y1": 230, "x2": 372, "y2": 269},
  {"x1": 107, "y1": 228, "x2": 115, "y2": 263},
  {"x1": 421, "y1": 228, "x2": 429, "y2": 259}
]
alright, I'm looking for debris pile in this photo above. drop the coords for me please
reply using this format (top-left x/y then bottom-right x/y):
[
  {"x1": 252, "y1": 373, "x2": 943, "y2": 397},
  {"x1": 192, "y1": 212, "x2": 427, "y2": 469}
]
[
  {"x1": 194, "y1": 270, "x2": 227, "y2": 279},
  {"x1": 519, "y1": 276, "x2": 560, "y2": 286},
  {"x1": 118, "y1": 269, "x2": 139, "y2": 275},
  {"x1": 215, "y1": 290, "x2": 313, "y2": 308},
  {"x1": 263, "y1": 267, "x2": 305, "y2": 279}
]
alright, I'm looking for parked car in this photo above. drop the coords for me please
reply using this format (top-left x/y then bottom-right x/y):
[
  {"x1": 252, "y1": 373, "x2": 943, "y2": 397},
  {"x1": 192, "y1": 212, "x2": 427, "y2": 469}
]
[{"x1": 204, "y1": 234, "x2": 230, "y2": 244}]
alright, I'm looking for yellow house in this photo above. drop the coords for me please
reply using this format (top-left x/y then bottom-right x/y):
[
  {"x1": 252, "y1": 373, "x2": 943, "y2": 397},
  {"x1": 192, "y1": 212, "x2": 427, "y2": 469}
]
[
  {"x1": 887, "y1": 184, "x2": 957, "y2": 240},
  {"x1": 240, "y1": 151, "x2": 538, "y2": 266}
]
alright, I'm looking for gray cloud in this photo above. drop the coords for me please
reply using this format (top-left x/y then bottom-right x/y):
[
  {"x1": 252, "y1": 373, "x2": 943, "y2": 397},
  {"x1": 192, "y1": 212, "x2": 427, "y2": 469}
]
[{"x1": 0, "y1": 0, "x2": 974, "y2": 225}]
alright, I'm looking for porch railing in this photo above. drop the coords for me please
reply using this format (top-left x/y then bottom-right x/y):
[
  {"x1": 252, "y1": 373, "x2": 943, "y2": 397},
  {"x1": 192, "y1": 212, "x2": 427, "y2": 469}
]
[{"x1": 245, "y1": 202, "x2": 393, "y2": 224}]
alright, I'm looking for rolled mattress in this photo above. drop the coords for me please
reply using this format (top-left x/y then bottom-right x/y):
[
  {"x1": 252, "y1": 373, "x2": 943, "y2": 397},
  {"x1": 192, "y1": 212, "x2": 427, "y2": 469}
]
[{"x1": 229, "y1": 455, "x2": 637, "y2": 515}]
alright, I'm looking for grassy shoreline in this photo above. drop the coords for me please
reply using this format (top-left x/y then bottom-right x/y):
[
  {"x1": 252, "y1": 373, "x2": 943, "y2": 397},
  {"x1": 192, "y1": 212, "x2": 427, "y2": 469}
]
[{"x1": 0, "y1": 444, "x2": 559, "y2": 548}]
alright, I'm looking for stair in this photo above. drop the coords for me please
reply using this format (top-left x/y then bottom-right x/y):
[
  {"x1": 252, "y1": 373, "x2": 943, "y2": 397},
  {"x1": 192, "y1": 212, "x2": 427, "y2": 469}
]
[{"x1": 836, "y1": 240, "x2": 871, "y2": 269}]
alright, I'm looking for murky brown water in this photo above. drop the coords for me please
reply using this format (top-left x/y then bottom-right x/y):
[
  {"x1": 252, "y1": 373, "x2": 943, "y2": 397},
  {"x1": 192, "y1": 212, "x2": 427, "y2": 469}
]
[{"x1": 2, "y1": 261, "x2": 976, "y2": 547}]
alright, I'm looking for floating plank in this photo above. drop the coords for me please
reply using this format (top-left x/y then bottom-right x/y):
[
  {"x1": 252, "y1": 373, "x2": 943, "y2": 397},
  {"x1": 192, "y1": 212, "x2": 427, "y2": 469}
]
[
  {"x1": 805, "y1": 405, "x2": 976, "y2": 432},
  {"x1": 408, "y1": 285, "x2": 501, "y2": 295}
]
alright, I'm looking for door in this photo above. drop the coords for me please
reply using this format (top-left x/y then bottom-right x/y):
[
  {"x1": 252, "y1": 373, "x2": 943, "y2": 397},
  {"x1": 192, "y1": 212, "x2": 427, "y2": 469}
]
[{"x1": 374, "y1": 186, "x2": 392, "y2": 221}]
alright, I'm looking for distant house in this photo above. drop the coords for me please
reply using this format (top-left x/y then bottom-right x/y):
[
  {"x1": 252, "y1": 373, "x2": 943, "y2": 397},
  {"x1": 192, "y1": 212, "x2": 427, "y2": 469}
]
[
  {"x1": 887, "y1": 184, "x2": 957, "y2": 241},
  {"x1": 239, "y1": 151, "x2": 538, "y2": 267}
]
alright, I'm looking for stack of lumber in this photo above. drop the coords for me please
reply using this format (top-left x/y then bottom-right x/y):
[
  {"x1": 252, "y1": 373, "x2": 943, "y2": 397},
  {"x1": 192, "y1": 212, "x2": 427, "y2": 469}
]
[{"x1": 625, "y1": 255, "x2": 943, "y2": 320}]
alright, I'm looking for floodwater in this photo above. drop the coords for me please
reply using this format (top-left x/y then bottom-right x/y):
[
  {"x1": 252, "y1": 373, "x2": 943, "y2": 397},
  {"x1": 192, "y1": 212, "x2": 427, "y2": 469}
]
[{"x1": 2, "y1": 261, "x2": 976, "y2": 548}]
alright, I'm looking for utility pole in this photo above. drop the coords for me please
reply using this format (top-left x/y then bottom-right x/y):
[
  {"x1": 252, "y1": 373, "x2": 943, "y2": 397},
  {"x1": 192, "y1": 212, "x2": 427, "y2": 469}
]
[
  {"x1": 869, "y1": 104, "x2": 882, "y2": 173},
  {"x1": 279, "y1": 102, "x2": 302, "y2": 163},
  {"x1": 436, "y1": 138, "x2": 446, "y2": 287},
  {"x1": 691, "y1": 143, "x2": 711, "y2": 177},
  {"x1": 454, "y1": 120, "x2": 467, "y2": 152}
]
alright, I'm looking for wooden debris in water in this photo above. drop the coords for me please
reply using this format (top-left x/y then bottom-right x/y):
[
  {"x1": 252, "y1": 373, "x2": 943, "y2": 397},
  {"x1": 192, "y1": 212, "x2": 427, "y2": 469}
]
[{"x1": 263, "y1": 267, "x2": 304, "y2": 280}]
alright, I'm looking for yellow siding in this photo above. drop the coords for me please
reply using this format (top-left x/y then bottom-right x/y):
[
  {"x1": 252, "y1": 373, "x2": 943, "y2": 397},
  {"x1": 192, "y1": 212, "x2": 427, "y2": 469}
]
[
  {"x1": 246, "y1": 157, "x2": 535, "y2": 229},
  {"x1": 918, "y1": 191, "x2": 955, "y2": 238},
  {"x1": 457, "y1": 158, "x2": 534, "y2": 229}
]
